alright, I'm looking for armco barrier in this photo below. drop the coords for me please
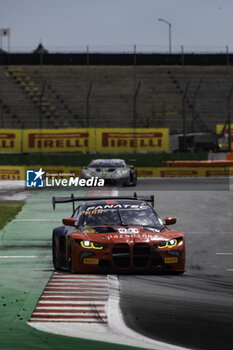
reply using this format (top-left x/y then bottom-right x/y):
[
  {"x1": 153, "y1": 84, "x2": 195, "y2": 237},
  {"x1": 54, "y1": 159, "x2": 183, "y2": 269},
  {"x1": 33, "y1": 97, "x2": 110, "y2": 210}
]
[
  {"x1": 0, "y1": 128, "x2": 169, "y2": 153},
  {"x1": 1, "y1": 166, "x2": 232, "y2": 180}
]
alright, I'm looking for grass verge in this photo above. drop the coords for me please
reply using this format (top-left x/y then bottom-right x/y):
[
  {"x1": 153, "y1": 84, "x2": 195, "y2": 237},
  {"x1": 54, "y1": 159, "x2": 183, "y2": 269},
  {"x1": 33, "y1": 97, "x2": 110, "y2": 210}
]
[{"x1": 0, "y1": 201, "x2": 25, "y2": 230}]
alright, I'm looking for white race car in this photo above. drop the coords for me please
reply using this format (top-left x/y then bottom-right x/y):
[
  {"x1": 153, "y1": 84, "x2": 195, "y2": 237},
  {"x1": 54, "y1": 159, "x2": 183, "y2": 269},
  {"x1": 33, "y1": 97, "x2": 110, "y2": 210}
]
[{"x1": 81, "y1": 159, "x2": 137, "y2": 186}]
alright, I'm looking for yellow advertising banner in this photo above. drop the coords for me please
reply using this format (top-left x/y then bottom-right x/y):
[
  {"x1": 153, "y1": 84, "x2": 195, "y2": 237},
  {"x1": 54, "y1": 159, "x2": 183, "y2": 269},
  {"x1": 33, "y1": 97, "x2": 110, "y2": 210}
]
[
  {"x1": 22, "y1": 129, "x2": 95, "y2": 153},
  {"x1": 0, "y1": 128, "x2": 169, "y2": 153},
  {"x1": 158, "y1": 166, "x2": 233, "y2": 177},
  {"x1": 0, "y1": 129, "x2": 22, "y2": 153},
  {"x1": 95, "y1": 128, "x2": 169, "y2": 153},
  {"x1": 0, "y1": 166, "x2": 233, "y2": 180},
  {"x1": 0, "y1": 166, "x2": 25, "y2": 180},
  {"x1": 216, "y1": 124, "x2": 233, "y2": 134}
]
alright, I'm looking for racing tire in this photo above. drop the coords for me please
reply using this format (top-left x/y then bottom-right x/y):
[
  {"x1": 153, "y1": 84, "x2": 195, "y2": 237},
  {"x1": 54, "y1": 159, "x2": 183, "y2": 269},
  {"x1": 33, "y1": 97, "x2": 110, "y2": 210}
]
[{"x1": 52, "y1": 234, "x2": 62, "y2": 271}]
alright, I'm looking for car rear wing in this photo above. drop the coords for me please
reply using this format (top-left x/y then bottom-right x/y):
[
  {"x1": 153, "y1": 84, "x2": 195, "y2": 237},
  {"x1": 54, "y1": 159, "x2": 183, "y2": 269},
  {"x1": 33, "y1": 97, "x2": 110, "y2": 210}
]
[{"x1": 52, "y1": 192, "x2": 154, "y2": 211}]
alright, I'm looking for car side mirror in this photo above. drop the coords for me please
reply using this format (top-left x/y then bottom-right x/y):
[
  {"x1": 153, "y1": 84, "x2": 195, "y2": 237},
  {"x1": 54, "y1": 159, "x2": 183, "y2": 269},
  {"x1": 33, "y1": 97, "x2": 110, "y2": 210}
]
[
  {"x1": 163, "y1": 217, "x2": 177, "y2": 226},
  {"x1": 62, "y1": 218, "x2": 78, "y2": 227}
]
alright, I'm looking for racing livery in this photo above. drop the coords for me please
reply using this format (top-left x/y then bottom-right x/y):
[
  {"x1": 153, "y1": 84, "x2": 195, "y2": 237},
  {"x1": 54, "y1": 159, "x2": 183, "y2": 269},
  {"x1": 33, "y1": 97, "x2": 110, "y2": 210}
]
[
  {"x1": 52, "y1": 194, "x2": 185, "y2": 274},
  {"x1": 81, "y1": 159, "x2": 137, "y2": 186}
]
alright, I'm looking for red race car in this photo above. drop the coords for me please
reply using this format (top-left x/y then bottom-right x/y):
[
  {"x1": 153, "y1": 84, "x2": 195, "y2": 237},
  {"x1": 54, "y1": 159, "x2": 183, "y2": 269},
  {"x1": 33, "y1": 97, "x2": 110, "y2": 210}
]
[{"x1": 52, "y1": 194, "x2": 185, "y2": 274}]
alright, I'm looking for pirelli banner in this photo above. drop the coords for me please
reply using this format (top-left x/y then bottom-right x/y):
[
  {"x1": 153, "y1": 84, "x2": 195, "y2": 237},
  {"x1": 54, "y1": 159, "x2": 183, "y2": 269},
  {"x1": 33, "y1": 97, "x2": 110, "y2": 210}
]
[
  {"x1": 0, "y1": 128, "x2": 169, "y2": 153},
  {"x1": 95, "y1": 128, "x2": 169, "y2": 153},
  {"x1": 23, "y1": 129, "x2": 94, "y2": 153},
  {"x1": 0, "y1": 129, "x2": 22, "y2": 153}
]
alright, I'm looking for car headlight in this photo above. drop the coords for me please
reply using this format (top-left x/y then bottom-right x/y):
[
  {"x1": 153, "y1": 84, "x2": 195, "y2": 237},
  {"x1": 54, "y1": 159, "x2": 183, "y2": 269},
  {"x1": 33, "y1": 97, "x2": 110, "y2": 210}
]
[
  {"x1": 83, "y1": 170, "x2": 92, "y2": 177},
  {"x1": 156, "y1": 239, "x2": 178, "y2": 249},
  {"x1": 79, "y1": 240, "x2": 107, "y2": 250},
  {"x1": 116, "y1": 169, "x2": 128, "y2": 176}
]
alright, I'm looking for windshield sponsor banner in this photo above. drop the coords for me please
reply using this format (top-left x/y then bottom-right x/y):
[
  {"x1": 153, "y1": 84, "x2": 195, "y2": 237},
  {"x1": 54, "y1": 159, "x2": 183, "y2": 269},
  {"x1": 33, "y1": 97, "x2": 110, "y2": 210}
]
[
  {"x1": 96, "y1": 128, "x2": 169, "y2": 152},
  {"x1": 0, "y1": 129, "x2": 22, "y2": 153},
  {"x1": 22, "y1": 129, "x2": 95, "y2": 153}
]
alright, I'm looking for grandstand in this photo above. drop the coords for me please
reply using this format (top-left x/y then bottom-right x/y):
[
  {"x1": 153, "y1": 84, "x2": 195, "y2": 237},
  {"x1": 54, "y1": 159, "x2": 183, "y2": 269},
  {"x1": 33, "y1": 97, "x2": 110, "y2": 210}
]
[{"x1": 0, "y1": 63, "x2": 232, "y2": 134}]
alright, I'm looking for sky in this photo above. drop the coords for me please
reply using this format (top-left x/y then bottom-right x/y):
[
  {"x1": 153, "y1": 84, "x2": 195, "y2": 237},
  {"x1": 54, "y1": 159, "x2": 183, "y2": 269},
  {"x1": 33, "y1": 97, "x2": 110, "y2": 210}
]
[{"x1": 0, "y1": 0, "x2": 233, "y2": 53}]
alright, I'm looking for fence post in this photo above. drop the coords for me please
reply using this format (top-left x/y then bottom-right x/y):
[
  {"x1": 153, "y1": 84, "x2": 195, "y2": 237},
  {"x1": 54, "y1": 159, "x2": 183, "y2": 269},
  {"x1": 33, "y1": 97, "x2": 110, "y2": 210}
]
[
  {"x1": 227, "y1": 83, "x2": 233, "y2": 152},
  {"x1": 86, "y1": 81, "x2": 92, "y2": 128},
  {"x1": 133, "y1": 44, "x2": 137, "y2": 88},
  {"x1": 181, "y1": 45, "x2": 184, "y2": 66},
  {"x1": 226, "y1": 46, "x2": 229, "y2": 66},
  {"x1": 191, "y1": 78, "x2": 202, "y2": 132},
  {"x1": 133, "y1": 81, "x2": 141, "y2": 128},
  {"x1": 182, "y1": 82, "x2": 189, "y2": 151}
]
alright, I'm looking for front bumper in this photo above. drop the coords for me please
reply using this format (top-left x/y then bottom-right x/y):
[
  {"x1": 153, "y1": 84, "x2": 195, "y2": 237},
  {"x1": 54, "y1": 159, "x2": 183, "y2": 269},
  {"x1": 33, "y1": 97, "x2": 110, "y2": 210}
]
[
  {"x1": 71, "y1": 242, "x2": 185, "y2": 273},
  {"x1": 82, "y1": 174, "x2": 130, "y2": 185}
]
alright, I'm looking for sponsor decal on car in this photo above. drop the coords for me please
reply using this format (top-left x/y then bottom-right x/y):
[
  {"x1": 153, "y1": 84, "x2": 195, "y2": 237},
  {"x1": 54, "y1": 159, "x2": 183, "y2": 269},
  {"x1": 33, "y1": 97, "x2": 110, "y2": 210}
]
[
  {"x1": 118, "y1": 228, "x2": 139, "y2": 234},
  {"x1": 86, "y1": 204, "x2": 148, "y2": 210},
  {"x1": 164, "y1": 257, "x2": 179, "y2": 264},
  {"x1": 83, "y1": 258, "x2": 99, "y2": 264}
]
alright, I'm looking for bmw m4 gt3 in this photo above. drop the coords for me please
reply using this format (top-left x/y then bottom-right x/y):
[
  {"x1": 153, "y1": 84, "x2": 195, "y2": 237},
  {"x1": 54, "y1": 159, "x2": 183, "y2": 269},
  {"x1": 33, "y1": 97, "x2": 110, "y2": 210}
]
[{"x1": 52, "y1": 194, "x2": 185, "y2": 274}]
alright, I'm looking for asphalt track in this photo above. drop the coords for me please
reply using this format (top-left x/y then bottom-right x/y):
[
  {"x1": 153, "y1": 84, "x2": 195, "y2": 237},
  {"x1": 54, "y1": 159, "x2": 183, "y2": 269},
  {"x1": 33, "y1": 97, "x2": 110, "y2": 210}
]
[
  {"x1": 0, "y1": 178, "x2": 232, "y2": 350},
  {"x1": 118, "y1": 178, "x2": 233, "y2": 350}
]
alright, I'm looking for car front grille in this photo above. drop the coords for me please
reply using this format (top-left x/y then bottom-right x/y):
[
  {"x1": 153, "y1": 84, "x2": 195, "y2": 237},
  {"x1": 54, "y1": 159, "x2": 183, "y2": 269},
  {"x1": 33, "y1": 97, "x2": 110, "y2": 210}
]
[
  {"x1": 133, "y1": 243, "x2": 151, "y2": 267},
  {"x1": 112, "y1": 244, "x2": 130, "y2": 268},
  {"x1": 112, "y1": 243, "x2": 151, "y2": 269}
]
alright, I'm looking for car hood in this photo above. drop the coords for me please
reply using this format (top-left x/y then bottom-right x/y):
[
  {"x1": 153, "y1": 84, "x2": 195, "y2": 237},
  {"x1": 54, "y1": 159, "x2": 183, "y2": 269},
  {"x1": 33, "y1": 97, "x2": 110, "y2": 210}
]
[{"x1": 71, "y1": 226, "x2": 184, "y2": 244}]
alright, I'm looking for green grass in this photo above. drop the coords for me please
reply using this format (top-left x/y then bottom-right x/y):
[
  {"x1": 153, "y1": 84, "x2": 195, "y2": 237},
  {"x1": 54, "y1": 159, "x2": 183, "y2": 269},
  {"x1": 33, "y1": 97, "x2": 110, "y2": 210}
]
[
  {"x1": 0, "y1": 152, "x2": 208, "y2": 167},
  {"x1": 0, "y1": 201, "x2": 25, "y2": 230}
]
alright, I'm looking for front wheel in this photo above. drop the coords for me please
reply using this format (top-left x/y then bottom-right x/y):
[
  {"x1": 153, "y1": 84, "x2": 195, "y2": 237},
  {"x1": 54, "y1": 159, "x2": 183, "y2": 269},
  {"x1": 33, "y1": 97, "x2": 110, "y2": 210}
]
[{"x1": 52, "y1": 235, "x2": 61, "y2": 270}]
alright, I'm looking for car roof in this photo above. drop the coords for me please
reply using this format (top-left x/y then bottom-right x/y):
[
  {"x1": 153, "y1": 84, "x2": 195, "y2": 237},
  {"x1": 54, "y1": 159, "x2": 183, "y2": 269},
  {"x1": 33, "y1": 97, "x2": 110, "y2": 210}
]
[{"x1": 89, "y1": 159, "x2": 125, "y2": 165}]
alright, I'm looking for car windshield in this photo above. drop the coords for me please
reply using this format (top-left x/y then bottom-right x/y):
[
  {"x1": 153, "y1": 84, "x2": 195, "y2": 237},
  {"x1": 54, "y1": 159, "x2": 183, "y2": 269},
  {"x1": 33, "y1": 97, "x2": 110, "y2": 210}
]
[
  {"x1": 82, "y1": 208, "x2": 163, "y2": 230},
  {"x1": 88, "y1": 161, "x2": 125, "y2": 168}
]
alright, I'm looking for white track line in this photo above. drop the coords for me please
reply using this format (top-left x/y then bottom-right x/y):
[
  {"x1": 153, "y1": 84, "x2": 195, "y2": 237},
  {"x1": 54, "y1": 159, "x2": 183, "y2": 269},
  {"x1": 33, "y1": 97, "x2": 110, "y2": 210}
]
[
  {"x1": 0, "y1": 256, "x2": 51, "y2": 258},
  {"x1": 216, "y1": 253, "x2": 233, "y2": 255},
  {"x1": 14, "y1": 219, "x2": 60, "y2": 222}
]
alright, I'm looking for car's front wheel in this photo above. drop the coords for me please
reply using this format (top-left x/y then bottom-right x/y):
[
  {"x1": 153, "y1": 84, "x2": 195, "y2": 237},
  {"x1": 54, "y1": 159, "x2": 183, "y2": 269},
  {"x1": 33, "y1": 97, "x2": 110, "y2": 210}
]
[{"x1": 52, "y1": 234, "x2": 61, "y2": 270}]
